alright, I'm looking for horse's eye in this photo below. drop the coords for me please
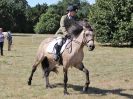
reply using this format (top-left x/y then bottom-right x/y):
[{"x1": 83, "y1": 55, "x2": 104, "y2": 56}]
[{"x1": 86, "y1": 34, "x2": 89, "y2": 36}]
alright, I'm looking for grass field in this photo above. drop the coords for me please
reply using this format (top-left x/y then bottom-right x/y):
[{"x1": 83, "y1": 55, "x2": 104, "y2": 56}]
[{"x1": 0, "y1": 34, "x2": 133, "y2": 99}]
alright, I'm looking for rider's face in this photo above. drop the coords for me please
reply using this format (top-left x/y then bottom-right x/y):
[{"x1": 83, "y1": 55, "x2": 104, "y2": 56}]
[
  {"x1": 0, "y1": 28, "x2": 3, "y2": 33},
  {"x1": 70, "y1": 11, "x2": 76, "y2": 17}
]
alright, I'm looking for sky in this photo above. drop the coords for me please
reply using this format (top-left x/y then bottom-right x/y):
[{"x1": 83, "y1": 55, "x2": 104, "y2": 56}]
[{"x1": 27, "y1": 0, "x2": 95, "y2": 7}]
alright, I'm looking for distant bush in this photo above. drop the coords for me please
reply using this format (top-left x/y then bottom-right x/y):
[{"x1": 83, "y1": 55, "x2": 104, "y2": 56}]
[
  {"x1": 34, "y1": 8, "x2": 61, "y2": 34},
  {"x1": 89, "y1": 0, "x2": 133, "y2": 46}
]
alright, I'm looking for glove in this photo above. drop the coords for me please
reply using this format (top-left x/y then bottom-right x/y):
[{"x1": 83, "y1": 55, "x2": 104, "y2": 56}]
[{"x1": 65, "y1": 34, "x2": 71, "y2": 39}]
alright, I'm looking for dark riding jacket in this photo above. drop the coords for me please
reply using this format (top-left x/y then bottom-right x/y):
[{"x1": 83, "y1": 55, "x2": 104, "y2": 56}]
[{"x1": 55, "y1": 15, "x2": 76, "y2": 37}]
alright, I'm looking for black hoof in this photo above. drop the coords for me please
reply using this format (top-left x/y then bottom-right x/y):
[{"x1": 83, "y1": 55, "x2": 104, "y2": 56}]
[
  {"x1": 46, "y1": 84, "x2": 54, "y2": 89},
  {"x1": 64, "y1": 91, "x2": 69, "y2": 95},
  {"x1": 83, "y1": 87, "x2": 88, "y2": 92},
  {"x1": 28, "y1": 81, "x2": 31, "y2": 85}
]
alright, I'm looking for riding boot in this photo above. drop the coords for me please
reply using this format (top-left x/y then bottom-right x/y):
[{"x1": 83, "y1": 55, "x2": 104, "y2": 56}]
[{"x1": 54, "y1": 44, "x2": 62, "y2": 61}]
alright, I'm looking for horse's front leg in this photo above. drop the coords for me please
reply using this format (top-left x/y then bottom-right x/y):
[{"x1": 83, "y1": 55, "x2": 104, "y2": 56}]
[
  {"x1": 82, "y1": 67, "x2": 90, "y2": 92},
  {"x1": 63, "y1": 67, "x2": 69, "y2": 95},
  {"x1": 76, "y1": 63, "x2": 90, "y2": 92}
]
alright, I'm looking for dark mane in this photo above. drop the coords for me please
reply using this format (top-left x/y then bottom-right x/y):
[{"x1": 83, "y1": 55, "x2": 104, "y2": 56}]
[
  {"x1": 68, "y1": 19, "x2": 93, "y2": 37},
  {"x1": 78, "y1": 19, "x2": 93, "y2": 31},
  {"x1": 68, "y1": 22, "x2": 83, "y2": 37}
]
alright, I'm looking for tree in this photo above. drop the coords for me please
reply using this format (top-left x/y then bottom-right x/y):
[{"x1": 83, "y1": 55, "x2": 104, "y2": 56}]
[
  {"x1": 34, "y1": 0, "x2": 91, "y2": 34},
  {"x1": 76, "y1": 1, "x2": 91, "y2": 20},
  {"x1": 0, "y1": 0, "x2": 28, "y2": 32},
  {"x1": 25, "y1": 3, "x2": 48, "y2": 33},
  {"x1": 89, "y1": 0, "x2": 133, "y2": 46},
  {"x1": 34, "y1": 7, "x2": 61, "y2": 34}
]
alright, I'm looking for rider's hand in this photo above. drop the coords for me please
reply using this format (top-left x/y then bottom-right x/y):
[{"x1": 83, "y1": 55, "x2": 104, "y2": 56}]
[{"x1": 65, "y1": 34, "x2": 71, "y2": 39}]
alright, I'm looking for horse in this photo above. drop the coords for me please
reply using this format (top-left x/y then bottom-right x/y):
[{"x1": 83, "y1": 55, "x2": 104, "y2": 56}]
[
  {"x1": 2, "y1": 31, "x2": 12, "y2": 51},
  {"x1": 27, "y1": 20, "x2": 95, "y2": 95}
]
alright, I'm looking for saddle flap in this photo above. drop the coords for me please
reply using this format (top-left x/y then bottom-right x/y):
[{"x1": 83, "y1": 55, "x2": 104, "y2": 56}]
[
  {"x1": 46, "y1": 37, "x2": 70, "y2": 54},
  {"x1": 46, "y1": 37, "x2": 59, "y2": 54}
]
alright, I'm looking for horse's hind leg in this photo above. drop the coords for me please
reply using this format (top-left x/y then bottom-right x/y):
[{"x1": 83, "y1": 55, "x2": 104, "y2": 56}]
[
  {"x1": 41, "y1": 57, "x2": 52, "y2": 88},
  {"x1": 76, "y1": 62, "x2": 90, "y2": 92},
  {"x1": 28, "y1": 63, "x2": 38, "y2": 85},
  {"x1": 28, "y1": 55, "x2": 44, "y2": 85}
]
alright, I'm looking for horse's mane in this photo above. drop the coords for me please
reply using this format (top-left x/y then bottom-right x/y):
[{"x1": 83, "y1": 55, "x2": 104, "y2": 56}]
[
  {"x1": 78, "y1": 19, "x2": 93, "y2": 31},
  {"x1": 68, "y1": 19, "x2": 93, "y2": 37},
  {"x1": 68, "y1": 23, "x2": 83, "y2": 37}
]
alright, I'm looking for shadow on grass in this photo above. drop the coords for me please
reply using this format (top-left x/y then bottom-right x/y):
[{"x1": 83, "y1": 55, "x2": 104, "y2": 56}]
[
  {"x1": 12, "y1": 34, "x2": 33, "y2": 37},
  {"x1": 100, "y1": 44, "x2": 133, "y2": 48},
  {"x1": 53, "y1": 83, "x2": 133, "y2": 98}
]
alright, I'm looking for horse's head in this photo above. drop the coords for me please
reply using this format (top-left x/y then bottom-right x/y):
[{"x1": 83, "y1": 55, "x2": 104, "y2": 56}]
[
  {"x1": 68, "y1": 20, "x2": 95, "y2": 51},
  {"x1": 82, "y1": 27, "x2": 95, "y2": 51},
  {"x1": 78, "y1": 20, "x2": 94, "y2": 51}
]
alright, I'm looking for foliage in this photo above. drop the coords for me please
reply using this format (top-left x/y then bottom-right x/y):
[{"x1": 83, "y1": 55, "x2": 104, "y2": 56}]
[
  {"x1": 0, "y1": 0, "x2": 28, "y2": 32},
  {"x1": 34, "y1": 0, "x2": 92, "y2": 34},
  {"x1": 0, "y1": 0, "x2": 91, "y2": 33},
  {"x1": 88, "y1": 0, "x2": 133, "y2": 46},
  {"x1": 25, "y1": 3, "x2": 48, "y2": 33},
  {"x1": 34, "y1": 8, "x2": 61, "y2": 34},
  {"x1": 76, "y1": 1, "x2": 91, "y2": 20}
]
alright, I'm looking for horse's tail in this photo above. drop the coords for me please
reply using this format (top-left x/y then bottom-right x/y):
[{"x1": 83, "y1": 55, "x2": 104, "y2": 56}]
[
  {"x1": 41, "y1": 56, "x2": 59, "y2": 75},
  {"x1": 52, "y1": 66, "x2": 59, "y2": 74}
]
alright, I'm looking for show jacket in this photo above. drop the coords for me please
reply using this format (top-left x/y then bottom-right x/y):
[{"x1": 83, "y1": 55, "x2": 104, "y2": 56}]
[{"x1": 55, "y1": 15, "x2": 76, "y2": 37}]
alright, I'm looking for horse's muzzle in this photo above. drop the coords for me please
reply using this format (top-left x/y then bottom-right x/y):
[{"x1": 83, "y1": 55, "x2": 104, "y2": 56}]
[{"x1": 88, "y1": 45, "x2": 95, "y2": 51}]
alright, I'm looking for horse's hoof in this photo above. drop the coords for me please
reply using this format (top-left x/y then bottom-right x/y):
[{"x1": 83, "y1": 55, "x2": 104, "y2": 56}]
[
  {"x1": 83, "y1": 87, "x2": 88, "y2": 92},
  {"x1": 46, "y1": 85, "x2": 54, "y2": 89},
  {"x1": 64, "y1": 91, "x2": 69, "y2": 95},
  {"x1": 27, "y1": 81, "x2": 31, "y2": 85}
]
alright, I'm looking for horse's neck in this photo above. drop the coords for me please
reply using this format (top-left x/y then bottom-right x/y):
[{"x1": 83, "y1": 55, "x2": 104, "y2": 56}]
[{"x1": 72, "y1": 31, "x2": 84, "y2": 51}]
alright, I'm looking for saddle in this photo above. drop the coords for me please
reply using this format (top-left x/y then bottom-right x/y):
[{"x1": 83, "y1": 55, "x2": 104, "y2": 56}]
[{"x1": 46, "y1": 37, "x2": 71, "y2": 55}]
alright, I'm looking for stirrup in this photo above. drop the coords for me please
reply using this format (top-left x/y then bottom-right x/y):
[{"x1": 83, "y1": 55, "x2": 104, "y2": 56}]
[{"x1": 54, "y1": 54, "x2": 60, "y2": 61}]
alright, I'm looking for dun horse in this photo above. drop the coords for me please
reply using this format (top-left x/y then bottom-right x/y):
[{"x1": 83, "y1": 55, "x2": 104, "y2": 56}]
[{"x1": 28, "y1": 20, "x2": 95, "y2": 95}]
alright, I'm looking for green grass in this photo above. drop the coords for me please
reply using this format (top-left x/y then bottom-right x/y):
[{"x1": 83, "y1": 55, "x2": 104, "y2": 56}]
[{"x1": 0, "y1": 34, "x2": 133, "y2": 99}]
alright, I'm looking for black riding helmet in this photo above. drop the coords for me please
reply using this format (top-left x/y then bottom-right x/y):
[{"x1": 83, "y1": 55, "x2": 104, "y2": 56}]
[{"x1": 67, "y1": 5, "x2": 77, "y2": 12}]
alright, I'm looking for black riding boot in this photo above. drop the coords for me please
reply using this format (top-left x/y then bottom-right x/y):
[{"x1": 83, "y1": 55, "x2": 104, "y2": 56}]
[{"x1": 54, "y1": 44, "x2": 62, "y2": 61}]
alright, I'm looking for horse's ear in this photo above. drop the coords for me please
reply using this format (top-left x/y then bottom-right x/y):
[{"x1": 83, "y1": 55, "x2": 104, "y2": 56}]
[{"x1": 83, "y1": 26, "x2": 86, "y2": 29}]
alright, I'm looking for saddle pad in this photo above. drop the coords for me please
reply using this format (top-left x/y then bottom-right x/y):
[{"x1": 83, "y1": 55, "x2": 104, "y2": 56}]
[
  {"x1": 46, "y1": 37, "x2": 60, "y2": 54},
  {"x1": 46, "y1": 37, "x2": 70, "y2": 54}
]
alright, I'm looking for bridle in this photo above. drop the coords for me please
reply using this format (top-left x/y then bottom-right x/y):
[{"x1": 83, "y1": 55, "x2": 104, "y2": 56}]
[
  {"x1": 72, "y1": 30, "x2": 94, "y2": 46},
  {"x1": 83, "y1": 30, "x2": 94, "y2": 47}
]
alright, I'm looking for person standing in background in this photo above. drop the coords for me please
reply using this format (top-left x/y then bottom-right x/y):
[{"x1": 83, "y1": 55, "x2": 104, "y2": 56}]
[
  {"x1": 7, "y1": 31, "x2": 12, "y2": 51},
  {"x1": 0, "y1": 28, "x2": 4, "y2": 56}
]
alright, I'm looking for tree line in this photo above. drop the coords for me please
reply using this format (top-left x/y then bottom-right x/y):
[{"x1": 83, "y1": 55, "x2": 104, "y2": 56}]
[
  {"x1": 0, "y1": 0, "x2": 133, "y2": 46},
  {"x1": 0, "y1": 0, "x2": 90, "y2": 33}
]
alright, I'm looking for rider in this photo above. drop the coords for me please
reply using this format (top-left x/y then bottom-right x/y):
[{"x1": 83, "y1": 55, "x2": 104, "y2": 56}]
[{"x1": 54, "y1": 5, "x2": 78, "y2": 61}]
